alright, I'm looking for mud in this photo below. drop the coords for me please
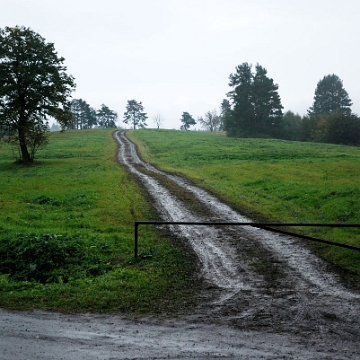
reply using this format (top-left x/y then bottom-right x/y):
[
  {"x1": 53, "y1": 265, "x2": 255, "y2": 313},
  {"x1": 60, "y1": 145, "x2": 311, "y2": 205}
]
[
  {"x1": 1, "y1": 308, "x2": 357, "y2": 359},
  {"x1": 0, "y1": 130, "x2": 359, "y2": 359}
]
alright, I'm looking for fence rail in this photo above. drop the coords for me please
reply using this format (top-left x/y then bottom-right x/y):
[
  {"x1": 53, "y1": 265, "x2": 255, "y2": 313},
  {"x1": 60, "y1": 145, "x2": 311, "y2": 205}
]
[{"x1": 134, "y1": 221, "x2": 360, "y2": 258}]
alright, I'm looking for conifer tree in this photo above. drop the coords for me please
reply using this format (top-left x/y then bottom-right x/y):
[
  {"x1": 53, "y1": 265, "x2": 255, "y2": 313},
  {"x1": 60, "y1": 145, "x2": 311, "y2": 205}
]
[
  {"x1": 180, "y1": 112, "x2": 196, "y2": 130},
  {"x1": 225, "y1": 63, "x2": 283, "y2": 137},
  {"x1": 308, "y1": 74, "x2": 352, "y2": 116}
]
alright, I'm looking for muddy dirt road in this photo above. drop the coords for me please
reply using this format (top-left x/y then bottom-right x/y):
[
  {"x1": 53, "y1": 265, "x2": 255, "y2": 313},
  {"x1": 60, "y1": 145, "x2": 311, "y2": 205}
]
[{"x1": 1, "y1": 130, "x2": 359, "y2": 359}]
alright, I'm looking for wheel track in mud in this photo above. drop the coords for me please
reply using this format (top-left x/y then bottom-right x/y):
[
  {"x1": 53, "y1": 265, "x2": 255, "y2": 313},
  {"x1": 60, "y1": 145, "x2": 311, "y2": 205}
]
[
  {"x1": 114, "y1": 130, "x2": 360, "y2": 339},
  {"x1": 0, "y1": 131, "x2": 359, "y2": 360}
]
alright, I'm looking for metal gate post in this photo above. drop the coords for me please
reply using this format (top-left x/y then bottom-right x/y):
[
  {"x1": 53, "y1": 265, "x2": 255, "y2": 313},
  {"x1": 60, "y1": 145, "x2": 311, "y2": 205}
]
[{"x1": 134, "y1": 222, "x2": 138, "y2": 258}]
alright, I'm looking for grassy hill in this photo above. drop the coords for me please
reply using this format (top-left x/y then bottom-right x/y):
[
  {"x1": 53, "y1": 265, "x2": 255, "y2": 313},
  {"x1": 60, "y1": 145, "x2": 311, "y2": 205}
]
[
  {"x1": 1, "y1": 128, "x2": 359, "y2": 312},
  {"x1": 0, "y1": 129, "x2": 197, "y2": 312},
  {"x1": 129, "y1": 129, "x2": 360, "y2": 282}
]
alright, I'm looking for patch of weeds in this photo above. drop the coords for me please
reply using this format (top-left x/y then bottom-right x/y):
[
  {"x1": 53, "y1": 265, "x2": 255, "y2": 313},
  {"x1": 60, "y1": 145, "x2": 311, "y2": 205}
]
[
  {"x1": 0, "y1": 234, "x2": 80, "y2": 283},
  {"x1": 28, "y1": 193, "x2": 92, "y2": 208},
  {"x1": 68, "y1": 193, "x2": 92, "y2": 207},
  {"x1": 0, "y1": 234, "x2": 112, "y2": 284},
  {"x1": 31, "y1": 195, "x2": 62, "y2": 206}
]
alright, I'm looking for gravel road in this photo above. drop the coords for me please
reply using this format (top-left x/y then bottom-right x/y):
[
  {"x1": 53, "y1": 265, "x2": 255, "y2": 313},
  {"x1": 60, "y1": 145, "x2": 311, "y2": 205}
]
[{"x1": 0, "y1": 130, "x2": 359, "y2": 359}]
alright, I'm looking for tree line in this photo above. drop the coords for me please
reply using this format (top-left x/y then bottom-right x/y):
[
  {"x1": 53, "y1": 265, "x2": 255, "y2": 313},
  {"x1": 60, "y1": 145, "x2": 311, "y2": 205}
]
[
  {"x1": 172, "y1": 64, "x2": 360, "y2": 145},
  {"x1": 69, "y1": 99, "x2": 117, "y2": 130},
  {"x1": 1, "y1": 26, "x2": 359, "y2": 163},
  {"x1": 0, "y1": 26, "x2": 149, "y2": 163},
  {"x1": 221, "y1": 63, "x2": 360, "y2": 146}
]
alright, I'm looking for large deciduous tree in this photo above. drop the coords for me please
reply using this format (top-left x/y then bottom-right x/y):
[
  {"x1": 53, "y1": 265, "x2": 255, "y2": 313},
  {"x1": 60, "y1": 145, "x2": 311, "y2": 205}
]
[
  {"x1": 123, "y1": 100, "x2": 147, "y2": 129},
  {"x1": 96, "y1": 104, "x2": 117, "y2": 128},
  {"x1": 0, "y1": 26, "x2": 75, "y2": 163},
  {"x1": 180, "y1": 112, "x2": 196, "y2": 130},
  {"x1": 308, "y1": 74, "x2": 352, "y2": 116},
  {"x1": 225, "y1": 62, "x2": 283, "y2": 137}
]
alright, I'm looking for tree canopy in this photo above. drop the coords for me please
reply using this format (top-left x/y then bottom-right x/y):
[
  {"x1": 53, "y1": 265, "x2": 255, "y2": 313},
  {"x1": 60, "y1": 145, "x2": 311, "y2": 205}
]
[
  {"x1": 123, "y1": 100, "x2": 147, "y2": 129},
  {"x1": 0, "y1": 26, "x2": 75, "y2": 163},
  {"x1": 281, "y1": 111, "x2": 302, "y2": 141},
  {"x1": 70, "y1": 100, "x2": 117, "y2": 129},
  {"x1": 180, "y1": 112, "x2": 196, "y2": 130},
  {"x1": 96, "y1": 104, "x2": 118, "y2": 128},
  {"x1": 308, "y1": 74, "x2": 352, "y2": 116},
  {"x1": 225, "y1": 62, "x2": 283, "y2": 137},
  {"x1": 198, "y1": 110, "x2": 222, "y2": 131},
  {"x1": 70, "y1": 99, "x2": 97, "y2": 129}
]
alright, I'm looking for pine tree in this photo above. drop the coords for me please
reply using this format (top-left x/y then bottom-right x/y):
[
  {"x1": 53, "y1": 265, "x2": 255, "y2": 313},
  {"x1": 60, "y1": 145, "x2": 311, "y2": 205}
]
[
  {"x1": 308, "y1": 74, "x2": 352, "y2": 116},
  {"x1": 70, "y1": 99, "x2": 97, "y2": 129},
  {"x1": 227, "y1": 63, "x2": 254, "y2": 136},
  {"x1": 97, "y1": 104, "x2": 117, "y2": 128},
  {"x1": 252, "y1": 64, "x2": 283, "y2": 136},
  {"x1": 180, "y1": 112, "x2": 196, "y2": 130},
  {"x1": 225, "y1": 63, "x2": 283, "y2": 137}
]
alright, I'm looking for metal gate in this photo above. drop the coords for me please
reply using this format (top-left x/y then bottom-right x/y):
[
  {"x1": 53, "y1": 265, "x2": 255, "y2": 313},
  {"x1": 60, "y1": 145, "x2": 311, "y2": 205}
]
[{"x1": 134, "y1": 221, "x2": 360, "y2": 257}]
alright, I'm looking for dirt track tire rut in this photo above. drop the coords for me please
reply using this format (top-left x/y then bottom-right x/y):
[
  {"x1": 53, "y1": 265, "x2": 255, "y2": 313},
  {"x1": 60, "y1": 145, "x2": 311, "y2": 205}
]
[
  {"x1": 114, "y1": 131, "x2": 360, "y2": 342},
  {"x1": 1, "y1": 130, "x2": 359, "y2": 359}
]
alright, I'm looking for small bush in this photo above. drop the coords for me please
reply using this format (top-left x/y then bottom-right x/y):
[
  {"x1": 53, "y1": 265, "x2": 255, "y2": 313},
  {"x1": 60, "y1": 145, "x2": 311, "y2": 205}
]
[{"x1": 0, "y1": 234, "x2": 84, "y2": 283}]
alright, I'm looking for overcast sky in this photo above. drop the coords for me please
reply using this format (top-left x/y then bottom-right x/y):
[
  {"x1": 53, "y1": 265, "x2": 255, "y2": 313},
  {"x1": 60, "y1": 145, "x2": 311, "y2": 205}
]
[{"x1": 2, "y1": 0, "x2": 360, "y2": 129}]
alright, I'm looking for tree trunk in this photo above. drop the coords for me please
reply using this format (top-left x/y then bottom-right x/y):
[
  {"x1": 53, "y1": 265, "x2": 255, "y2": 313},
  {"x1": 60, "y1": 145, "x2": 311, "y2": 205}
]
[
  {"x1": 19, "y1": 136, "x2": 32, "y2": 163},
  {"x1": 18, "y1": 120, "x2": 32, "y2": 164},
  {"x1": 16, "y1": 93, "x2": 33, "y2": 163}
]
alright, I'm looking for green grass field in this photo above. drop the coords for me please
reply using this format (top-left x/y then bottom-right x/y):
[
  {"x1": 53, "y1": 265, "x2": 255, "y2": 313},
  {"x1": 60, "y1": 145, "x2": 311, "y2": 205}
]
[
  {"x1": 0, "y1": 129, "x2": 197, "y2": 312},
  {"x1": 129, "y1": 129, "x2": 360, "y2": 279},
  {"x1": 1, "y1": 128, "x2": 359, "y2": 312}
]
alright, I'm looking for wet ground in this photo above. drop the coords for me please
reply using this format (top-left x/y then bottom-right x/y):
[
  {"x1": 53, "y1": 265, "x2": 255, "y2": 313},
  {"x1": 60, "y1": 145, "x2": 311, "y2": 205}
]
[
  {"x1": 1, "y1": 130, "x2": 359, "y2": 359},
  {"x1": 1, "y1": 308, "x2": 357, "y2": 359}
]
